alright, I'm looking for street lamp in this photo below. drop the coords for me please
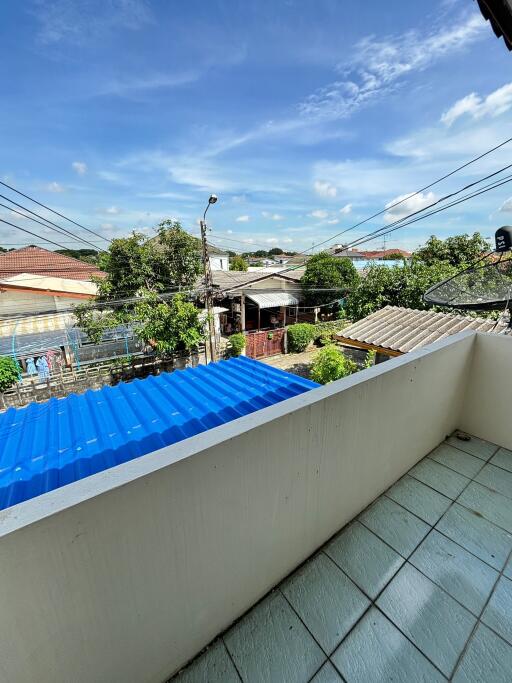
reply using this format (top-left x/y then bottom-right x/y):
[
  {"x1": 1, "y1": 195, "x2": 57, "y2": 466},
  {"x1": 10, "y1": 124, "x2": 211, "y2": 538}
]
[{"x1": 200, "y1": 195, "x2": 218, "y2": 363}]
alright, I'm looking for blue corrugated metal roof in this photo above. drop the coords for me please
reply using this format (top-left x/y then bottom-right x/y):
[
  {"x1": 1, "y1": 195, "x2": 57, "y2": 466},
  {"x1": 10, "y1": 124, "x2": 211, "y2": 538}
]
[{"x1": 0, "y1": 356, "x2": 318, "y2": 511}]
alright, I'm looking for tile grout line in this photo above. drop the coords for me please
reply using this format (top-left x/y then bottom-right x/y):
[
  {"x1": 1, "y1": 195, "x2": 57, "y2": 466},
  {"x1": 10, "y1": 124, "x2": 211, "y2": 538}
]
[{"x1": 221, "y1": 636, "x2": 245, "y2": 682}]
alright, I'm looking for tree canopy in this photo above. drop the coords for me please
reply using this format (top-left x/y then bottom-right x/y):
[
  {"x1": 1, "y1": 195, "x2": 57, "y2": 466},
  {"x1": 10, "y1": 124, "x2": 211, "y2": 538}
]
[
  {"x1": 413, "y1": 233, "x2": 489, "y2": 268},
  {"x1": 230, "y1": 255, "x2": 248, "y2": 271},
  {"x1": 300, "y1": 252, "x2": 359, "y2": 306}
]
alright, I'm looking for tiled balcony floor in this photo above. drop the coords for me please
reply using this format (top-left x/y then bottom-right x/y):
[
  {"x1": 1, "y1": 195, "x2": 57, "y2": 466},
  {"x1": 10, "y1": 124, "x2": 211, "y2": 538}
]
[{"x1": 171, "y1": 433, "x2": 512, "y2": 682}]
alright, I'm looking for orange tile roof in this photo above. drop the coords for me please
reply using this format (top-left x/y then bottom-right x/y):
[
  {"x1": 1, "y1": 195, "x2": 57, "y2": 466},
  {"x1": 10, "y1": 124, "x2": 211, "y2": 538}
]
[{"x1": 0, "y1": 246, "x2": 105, "y2": 281}]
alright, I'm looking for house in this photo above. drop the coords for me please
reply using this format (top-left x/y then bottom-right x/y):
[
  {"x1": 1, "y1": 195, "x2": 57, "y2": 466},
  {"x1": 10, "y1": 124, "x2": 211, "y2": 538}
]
[
  {"x1": 336, "y1": 305, "x2": 508, "y2": 362},
  {"x1": 327, "y1": 244, "x2": 366, "y2": 260},
  {"x1": 0, "y1": 245, "x2": 104, "y2": 281},
  {"x1": 359, "y1": 248, "x2": 412, "y2": 260},
  {"x1": 206, "y1": 242, "x2": 229, "y2": 270},
  {"x1": 0, "y1": 328, "x2": 510, "y2": 682}
]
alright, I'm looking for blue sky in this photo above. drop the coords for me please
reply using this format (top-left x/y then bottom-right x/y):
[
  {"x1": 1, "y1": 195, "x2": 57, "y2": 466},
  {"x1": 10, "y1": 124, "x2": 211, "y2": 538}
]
[{"x1": 1, "y1": 0, "x2": 511, "y2": 254}]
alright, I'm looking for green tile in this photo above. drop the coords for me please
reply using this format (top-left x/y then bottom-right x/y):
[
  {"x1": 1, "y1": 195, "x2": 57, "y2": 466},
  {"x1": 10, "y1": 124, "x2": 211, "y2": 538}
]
[
  {"x1": 452, "y1": 624, "x2": 512, "y2": 683},
  {"x1": 475, "y1": 464, "x2": 512, "y2": 500},
  {"x1": 409, "y1": 530, "x2": 498, "y2": 615},
  {"x1": 386, "y1": 475, "x2": 451, "y2": 525},
  {"x1": 377, "y1": 564, "x2": 476, "y2": 677},
  {"x1": 281, "y1": 553, "x2": 369, "y2": 654},
  {"x1": 310, "y1": 662, "x2": 343, "y2": 683},
  {"x1": 504, "y1": 554, "x2": 512, "y2": 580},
  {"x1": 490, "y1": 447, "x2": 512, "y2": 473},
  {"x1": 358, "y1": 496, "x2": 430, "y2": 557},
  {"x1": 446, "y1": 433, "x2": 498, "y2": 461},
  {"x1": 409, "y1": 457, "x2": 470, "y2": 499},
  {"x1": 436, "y1": 503, "x2": 512, "y2": 570},
  {"x1": 224, "y1": 591, "x2": 325, "y2": 683},
  {"x1": 429, "y1": 444, "x2": 483, "y2": 478},
  {"x1": 325, "y1": 521, "x2": 404, "y2": 599},
  {"x1": 171, "y1": 640, "x2": 240, "y2": 683},
  {"x1": 332, "y1": 607, "x2": 445, "y2": 683},
  {"x1": 458, "y1": 482, "x2": 512, "y2": 533},
  {"x1": 481, "y1": 576, "x2": 512, "y2": 645}
]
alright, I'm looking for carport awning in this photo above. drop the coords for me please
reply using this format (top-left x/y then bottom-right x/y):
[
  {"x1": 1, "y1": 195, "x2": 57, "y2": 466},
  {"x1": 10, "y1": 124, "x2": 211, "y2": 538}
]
[{"x1": 246, "y1": 292, "x2": 300, "y2": 309}]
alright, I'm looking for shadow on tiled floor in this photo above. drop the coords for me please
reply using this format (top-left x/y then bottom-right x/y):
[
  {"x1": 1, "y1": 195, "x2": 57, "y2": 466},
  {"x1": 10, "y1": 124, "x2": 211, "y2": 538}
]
[{"x1": 171, "y1": 433, "x2": 512, "y2": 682}]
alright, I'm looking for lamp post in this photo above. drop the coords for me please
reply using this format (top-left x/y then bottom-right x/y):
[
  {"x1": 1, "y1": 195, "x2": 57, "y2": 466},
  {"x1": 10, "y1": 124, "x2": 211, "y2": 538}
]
[{"x1": 200, "y1": 195, "x2": 218, "y2": 363}]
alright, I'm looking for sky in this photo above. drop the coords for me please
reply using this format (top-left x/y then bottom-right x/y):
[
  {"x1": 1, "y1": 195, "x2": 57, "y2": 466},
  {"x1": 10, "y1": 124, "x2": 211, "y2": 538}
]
[{"x1": 1, "y1": 0, "x2": 512, "y2": 255}]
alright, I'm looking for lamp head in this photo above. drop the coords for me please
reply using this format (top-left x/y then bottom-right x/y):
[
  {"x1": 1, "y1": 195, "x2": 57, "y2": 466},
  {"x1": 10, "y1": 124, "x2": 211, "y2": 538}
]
[{"x1": 208, "y1": 194, "x2": 218, "y2": 205}]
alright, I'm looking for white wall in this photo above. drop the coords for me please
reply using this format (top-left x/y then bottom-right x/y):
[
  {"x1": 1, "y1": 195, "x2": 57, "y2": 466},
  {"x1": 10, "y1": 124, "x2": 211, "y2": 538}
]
[
  {"x1": 0, "y1": 290, "x2": 81, "y2": 315},
  {"x1": 460, "y1": 332, "x2": 512, "y2": 451},
  {"x1": 0, "y1": 332, "x2": 477, "y2": 683},
  {"x1": 210, "y1": 255, "x2": 229, "y2": 271}
]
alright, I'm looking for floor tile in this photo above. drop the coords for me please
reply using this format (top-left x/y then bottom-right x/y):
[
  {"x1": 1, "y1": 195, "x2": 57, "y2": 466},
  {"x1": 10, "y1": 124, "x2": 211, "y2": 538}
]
[
  {"x1": 475, "y1": 463, "x2": 512, "y2": 500},
  {"x1": 376, "y1": 563, "x2": 476, "y2": 677},
  {"x1": 436, "y1": 503, "x2": 512, "y2": 570},
  {"x1": 490, "y1": 447, "x2": 512, "y2": 473},
  {"x1": 310, "y1": 661, "x2": 343, "y2": 683},
  {"x1": 358, "y1": 496, "x2": 430, "y2": 558},
  {"x1": 409, "y1": 530, "x2": 498, "y2": 615},
  {"x1": 458, "y1": 482, "x2": 512, "y2": 533},
  {"x1": 428, "y1": 444, "x2": 483, "y2": 479},
  {"x1": 385, "y1": 475, "x2": 451, "y2": 525},
  {"x1": 446, "y1": 433, "x2": 498, "y2": 461},
  {"x1": 481, "y1": 576, "x2": 512, "y2": 645},
  {"x1": 224, "y1": 591, "x2": 325, "y2": 683},
  {"x1": 171, "y1": 640, "x2": 240, "y2": 683},
  {"x1": 452, "y1": 624, "x2": 512, "y2": 683},
  {"x1": 324, "y1": 521, "x2": 404, "y2": 599},
  {"x1": 504, "y1": 554, "x2": 512, "y2": 580},
  {"x1": 281, "y1": 553, "x2": 369, "y2": 655},
  {"x1": 332, "y1": 607, "x2": 445, "y2": 683},
  {"x1": 408, "y1": 457, "x2": 470, "y2": 499}
]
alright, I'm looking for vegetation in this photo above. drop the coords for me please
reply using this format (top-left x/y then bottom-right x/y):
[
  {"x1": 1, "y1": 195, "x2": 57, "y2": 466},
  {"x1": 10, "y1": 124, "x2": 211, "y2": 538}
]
[
  {"x1": 75, "y1": 220, "x2": 204, "y2": 355},
  {"x1": 229, "y1": 332, "x2": 246, "y2": 356},
  {"x1": 413, "y1": 233, "x2": 489, "y2": 268},
  {"x1": 55, "y1": 248, "x2": 100, "y2": 264},
  {"x1": 310, "y1": 345, "x2": 356, "y2": 384},
  {"x1": 287, "y1": 323, "x2": 315, "y2": 353},
  {"x1": 382, "y1": 252, "x2": 406, "y2": 260},
  {"x1": 301, "y1": 252, "x2": 359, "y2": 307},
  {"x1": 0, "y1": 356, "x2": 20, "y2": 392},
  {"x1": 230, "y1": 255, "x2": 248, "y2": 271},
  {"x1": 363, "y1": 349, "x2": 376, "y2": 369}
]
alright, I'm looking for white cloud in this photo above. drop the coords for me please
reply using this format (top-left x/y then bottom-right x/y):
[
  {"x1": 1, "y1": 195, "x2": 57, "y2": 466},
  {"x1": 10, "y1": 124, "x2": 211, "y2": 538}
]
[
  {"x1": 236, "y1": 215, "x2": 250, "y2": 222},
  {"x1": 282, "y1": 238, "x2": 293, "y2": 244},
  {"x1": 314, "y1": 180, "x2": 337, "y2": 198},
  {"x1": 101, "y1": 222, "x2": 114, "y2": 230},
  {"x1": 262, "y1": 211, "x2": 284, "y2": 220},
  {"x1": 500, "y1": 197, "x2": 512, "y2": 213},
  {"x1": 310, "y1": 209, "x2": 328, "y2": 219},
  {"x1": 299, "y1": 13, "x2": 485, "y2": 121},
  {"x1": 72, "y1": 161, "x2": 87, "y2": 175},
  {"x1": 226, "y1": 229, "x2": 233, "y2": 234},
  {"x1": 441, "y1": 83, "x2": 512, "y2": 127},
  {"x1": 106, "y1": 206, "x2": 121, "y2": 214},
  {"x1": 266, "y1": 238, "x2": 278, "y2": 244},
  {"x1": 327, "y1": 218, "x2": 339, "y2": 225},
  {"x1": 45, "y1": 181, "x2": 65, "y2": 193},
  {"x1": 339, "y1": 203, "x2": 352, "y2": 215},
  {"x1": 384, "y1": 191, "x2": 437, "y2": 223},
  {"x1": 243, "y1": 238, "x2": 254, "y2": 244}
]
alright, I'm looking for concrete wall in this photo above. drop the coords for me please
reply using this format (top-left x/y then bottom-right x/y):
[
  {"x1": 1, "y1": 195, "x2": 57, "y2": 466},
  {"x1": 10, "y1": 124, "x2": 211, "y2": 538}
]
[
  {"x1": 0, "y1": 331, "x2": 476, "y2": 683},
  {"x1": 0, "y1": 290, "x2": 81, "y2": 315},
  {"x1": 460, "y1": 332, "x2": 512, "y2": 451}
]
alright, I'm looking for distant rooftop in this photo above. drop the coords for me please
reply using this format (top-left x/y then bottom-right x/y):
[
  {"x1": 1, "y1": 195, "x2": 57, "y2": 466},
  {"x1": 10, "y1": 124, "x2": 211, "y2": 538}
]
[
  {"x1": 337, "y1": 305, "x2": 509, "y2": 355},
  {"x1": 0, "y1": 246, "x2": 104, "y2": 281},
  {"x1": 209, "y1": 268, "x2": 304, "y2": 292}
]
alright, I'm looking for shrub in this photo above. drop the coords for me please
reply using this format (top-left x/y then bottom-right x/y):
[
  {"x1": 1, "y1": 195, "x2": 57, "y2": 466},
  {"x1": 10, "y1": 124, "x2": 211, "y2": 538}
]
[
  {"x1": 287, "y1": 323, "x2": 315, "y2": 353},
  {"x1": 229, "y1": 332, "x2": 246, "y2": 356},
  {"x1": 0, "y1": 356, "x2": 21, "y2": 392},
  {"x1": 310, "y1": 345, "x2": 356, "y2": 385},
  {"x1": 363, "y1": 349, "x2": 376, "y2": 369},
  {"x1": 313, "y1": 321, "x2": 341, "y2": 344}
]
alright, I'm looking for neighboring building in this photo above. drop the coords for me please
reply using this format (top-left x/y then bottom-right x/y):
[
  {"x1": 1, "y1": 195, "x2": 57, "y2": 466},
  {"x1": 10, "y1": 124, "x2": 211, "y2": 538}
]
[
  {"x1": 0, "y1": 273, "x2": 98, "y2": 316},
  {"x1": 0, "y1": 245, "x2": 104, "y2": 280},
  {"x1": 327, "y1": 244, "x2": 366, "y2": 260},
  {"x1": 359, "y1": 248, "x2": 412, "y2": 260},
  {"x1": 207, "y1": 243, "x2": 229, "y2": 271},
  {"x1": 336, "y1": 305, "x2": 508, "y2": 361}
]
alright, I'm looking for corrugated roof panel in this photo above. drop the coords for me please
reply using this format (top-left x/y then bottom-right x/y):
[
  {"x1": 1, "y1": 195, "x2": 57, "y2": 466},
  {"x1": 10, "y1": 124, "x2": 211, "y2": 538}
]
[
  {"x1": 246, "y1": 292, "x2": 300, "y2": 308},
  {"x1": 0, "y1": 356, "x2": 318, "y2": 511},
  {"x1": 337, "y1": 306, "x2": 508, "y2": 353}
]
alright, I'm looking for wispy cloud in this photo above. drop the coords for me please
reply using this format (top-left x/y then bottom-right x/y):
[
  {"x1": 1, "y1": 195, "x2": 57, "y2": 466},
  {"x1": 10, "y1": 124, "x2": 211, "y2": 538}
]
[
  {"x1": 500, "y1": 197, "x2": 512, "y2": 213},
  {"x1": 45, "y1": 181, "x2": 65, "y2": 193},
  {"x1": 314, "y1": 180, "x2": 337, "y2": 198},
  {"x1": 299, "y1": 13, "x2": 485, "y2": 120},
  {"x1": 72, "y1": 161, "x2": 87, "y2": 175},
  {"x1": 262, "y1": 211, "x2": 284, "y2": 220},
  {"x1": 441, "y1": 83, "x2": 512, "y2": 127},
  {"x1": 384, "y1": 191, "x2": 437, "y2": 223},
  {"x1": 339, "y1": 203, "x2": 352, "y2": 215},
  {"x1": 310, "y1": 209, "x2": 328, "y2": 219},
  {"x1": 236, "y1": 215, "x2": 250, "y2": 222}
]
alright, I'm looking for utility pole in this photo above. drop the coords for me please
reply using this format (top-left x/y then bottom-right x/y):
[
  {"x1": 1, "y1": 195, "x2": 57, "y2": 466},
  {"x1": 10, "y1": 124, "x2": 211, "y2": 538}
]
[{"x1": 200, "y1": 195, "x2": 218, "y2": 363}]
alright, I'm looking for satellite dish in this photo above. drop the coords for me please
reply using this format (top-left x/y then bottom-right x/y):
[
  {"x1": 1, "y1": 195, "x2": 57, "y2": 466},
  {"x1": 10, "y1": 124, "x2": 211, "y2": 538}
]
[{"x1": 424, "y1": 227, "x2": 512, "y2": 312}]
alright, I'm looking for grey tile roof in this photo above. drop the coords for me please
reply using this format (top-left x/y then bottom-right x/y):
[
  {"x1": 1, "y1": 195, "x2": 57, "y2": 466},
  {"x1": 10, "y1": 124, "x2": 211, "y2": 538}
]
[
  {"x1": 205, "y1": 268, "x2": 305, "y2": 291},
  {"x1": 336, "y1": 305, "x2": 509, "y2": 353}
]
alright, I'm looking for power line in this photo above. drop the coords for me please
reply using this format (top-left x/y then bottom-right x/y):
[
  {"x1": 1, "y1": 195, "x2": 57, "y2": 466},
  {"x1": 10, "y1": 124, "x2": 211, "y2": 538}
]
[
  {"x1": 0, "y1": 218, "x2": 77, "y2": 252},
  {"x1": 0, "y1": 179, "x2": 111, "y2": 244},
  {"x1": 0, "y1": 199, "x2": 106, "y2": 252}
]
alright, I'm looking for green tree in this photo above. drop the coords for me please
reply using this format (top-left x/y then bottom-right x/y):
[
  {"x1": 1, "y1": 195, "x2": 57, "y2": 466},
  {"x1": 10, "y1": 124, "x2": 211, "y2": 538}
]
[
  {"x1": 414, "y1": 233, "x2": 489, "y2": 267},
  {"x1": 268, "y1": 247, "x2": 284, "y2": 256},
  {"x1": 310, "y1": 345, "x2": 356, "y2": 384},
  {"x1": 345, "y1": 260, "x2": 456, "y2": 321},
  {"x1": 0, "y1": 356, "x2": 21, "y2": 391},
  {"x1": 301, "y1": 252, "x2": 359, "y2": 306},
  {"x1": 230, "y1": 255, "x2": 248, "y2": 271}
]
